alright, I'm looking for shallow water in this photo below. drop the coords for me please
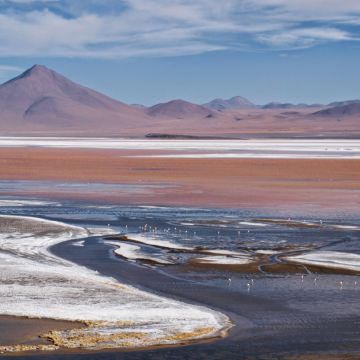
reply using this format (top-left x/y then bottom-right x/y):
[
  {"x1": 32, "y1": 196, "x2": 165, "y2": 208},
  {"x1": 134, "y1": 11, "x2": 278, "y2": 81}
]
[
  {"x1": 0, "y1": 198, "x2": 359, "y2": 359},
  {"x1": 0, "y1": 180, "x2": 173, "y2": 197}
]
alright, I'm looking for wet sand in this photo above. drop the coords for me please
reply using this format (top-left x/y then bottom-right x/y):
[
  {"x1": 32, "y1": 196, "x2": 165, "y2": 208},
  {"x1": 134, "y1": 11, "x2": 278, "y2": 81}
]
[
  {"x1": 0, "y1": 316, "x2": 83, "y2": 347},
  {"x1": 0, "y1": 147, "x2": 359, "y2": 212}
]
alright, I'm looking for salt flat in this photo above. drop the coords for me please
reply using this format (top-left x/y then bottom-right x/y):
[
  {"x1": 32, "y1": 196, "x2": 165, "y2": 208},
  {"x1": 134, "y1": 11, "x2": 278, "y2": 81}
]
[
  {"x1": 284, "y1": 251, "x2": 360, "y2": 272},
  {"x1": 0, "y1": 137, "x2": 359, "y2": 158}
]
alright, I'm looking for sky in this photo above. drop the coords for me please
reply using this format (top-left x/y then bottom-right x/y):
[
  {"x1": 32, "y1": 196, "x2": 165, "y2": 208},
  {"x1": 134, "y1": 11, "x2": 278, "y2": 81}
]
[{"x1": 0, "y1": 0, "x2": 360, "y2": 105}]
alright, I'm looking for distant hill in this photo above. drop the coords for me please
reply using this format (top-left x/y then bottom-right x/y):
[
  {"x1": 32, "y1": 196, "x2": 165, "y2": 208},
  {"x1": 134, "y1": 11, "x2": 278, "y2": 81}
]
[
  {"x1": 262, "y1": 102, "x2": 323, "y2": 109},
  {"x1": 147, "y1": 99, "x2": 213, "y2": 118},
  {"x1": 313, "y1": 103, "x2": 360, "y2": 117},
  {"x1": 262, "y1": 102, "x2": 295, "y2": 109},
  {"x1": 327, "y1": 100, "x2": 360, "y2": 107},
  {"x1": 203, "y1": 96, "x2": 255, "y2": 111}
]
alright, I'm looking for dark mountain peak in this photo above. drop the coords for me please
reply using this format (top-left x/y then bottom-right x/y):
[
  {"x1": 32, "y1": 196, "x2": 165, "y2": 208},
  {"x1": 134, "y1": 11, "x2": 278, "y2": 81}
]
[
  {"x1": 26, "y1": 64, "x2": 51, "y2": 74},
  {"x1": 167, "y1": 99, "x2": 192, "y2": 106},
  {"x1": 262, "y1": 102, "x2": 293, "y2": 109},
  {"x1": 148, "y1": 99, "x2": 212, "y2": 118},
  {"x1": 262, "y1": 102, "x2": 324, "y2": 109},
  {"x1": 203, "y1": 96, "x2": 255, "y2": 111},
  {"x1": 227, "y1": 96, "x2": 255, "y2": 107},
  {"x1": 3, "y1": 64, "x2": 56, "y2": 86},
  {"x1": 229, "y1": 95, "x2": 249, "y2": 102},
  {"x1": 327, "y1": 99, "x2": 360, "y2": 107},
  {"x1": 26, "y1": 64, "x2": 60, "y2": 80},
  {"x1": 151, "y1": 99, "x2": 199, "y2": 109}
]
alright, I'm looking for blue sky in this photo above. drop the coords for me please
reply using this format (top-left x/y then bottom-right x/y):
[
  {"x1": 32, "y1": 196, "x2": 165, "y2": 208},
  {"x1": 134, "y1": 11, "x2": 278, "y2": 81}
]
[{"x1": 0, "y1": 0, "x2": 360, "y2": 105}]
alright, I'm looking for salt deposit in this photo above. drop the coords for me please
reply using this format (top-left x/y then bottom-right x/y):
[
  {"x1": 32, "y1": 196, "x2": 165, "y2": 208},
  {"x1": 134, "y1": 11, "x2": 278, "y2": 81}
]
[{"x1": 0, "y1": 215, "x2": 229, "y2": 353}]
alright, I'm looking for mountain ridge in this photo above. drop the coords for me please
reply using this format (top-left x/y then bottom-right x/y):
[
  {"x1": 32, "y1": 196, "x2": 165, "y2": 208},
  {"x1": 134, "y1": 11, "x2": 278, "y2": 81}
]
[
  {"x1": 203, "y1": 96, "x2": 255, "y2": 111},
  {"x1": 0, "y1": 65, "x2": 359, "y2": 137}
]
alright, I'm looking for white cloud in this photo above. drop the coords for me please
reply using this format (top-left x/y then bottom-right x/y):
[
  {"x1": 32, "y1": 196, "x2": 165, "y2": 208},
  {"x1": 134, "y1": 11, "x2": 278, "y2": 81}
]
[
  {"x1": 257, "y1": 27, "x2": 353, "y2": 47},
  {"x1": 0, "y1": 0, "x2": 359, "y2": 58},
  {"x1": 252, "y1": 0, "x2": 360, "y2": 18}
]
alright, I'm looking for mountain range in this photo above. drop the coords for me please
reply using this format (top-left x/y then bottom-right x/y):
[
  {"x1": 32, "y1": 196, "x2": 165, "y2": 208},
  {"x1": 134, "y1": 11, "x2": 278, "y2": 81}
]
[
  {"x1": 0, "y1": 65, "x2": 359, "y2": 137},
  {"x1": 203, "y1": 96, "x2": 256, "y2": 111}
]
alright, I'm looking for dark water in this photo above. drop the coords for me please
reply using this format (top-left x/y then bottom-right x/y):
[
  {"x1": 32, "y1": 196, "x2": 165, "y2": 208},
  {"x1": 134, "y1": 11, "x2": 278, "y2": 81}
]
[
  {"x1": 1, "y1": 200, "x2": 359, "y2": 252},
  {"x1": 1, "y1": 199, "x2": 360, "y2": 359}
]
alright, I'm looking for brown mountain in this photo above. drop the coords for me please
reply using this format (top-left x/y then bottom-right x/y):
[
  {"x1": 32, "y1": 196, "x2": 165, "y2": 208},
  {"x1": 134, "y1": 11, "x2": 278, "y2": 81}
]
[
  {"x1": 147, "y1": 99, "x2": 213, "y2": 118},
  {"x1": 0, "y1": 64, "x2": 146, "y2": 135}
]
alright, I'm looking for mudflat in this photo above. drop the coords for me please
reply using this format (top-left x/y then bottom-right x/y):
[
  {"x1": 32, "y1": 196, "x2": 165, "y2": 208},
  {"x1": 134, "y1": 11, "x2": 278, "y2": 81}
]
[{"x1": 0, "y1": 316, "x2": 83, "y2": 347}]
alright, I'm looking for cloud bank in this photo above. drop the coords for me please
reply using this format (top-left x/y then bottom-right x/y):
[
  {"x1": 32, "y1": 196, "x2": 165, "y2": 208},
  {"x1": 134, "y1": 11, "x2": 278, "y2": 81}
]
[{"x1": 0, "y1": 0, "x2": 359, "y2": 58}]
